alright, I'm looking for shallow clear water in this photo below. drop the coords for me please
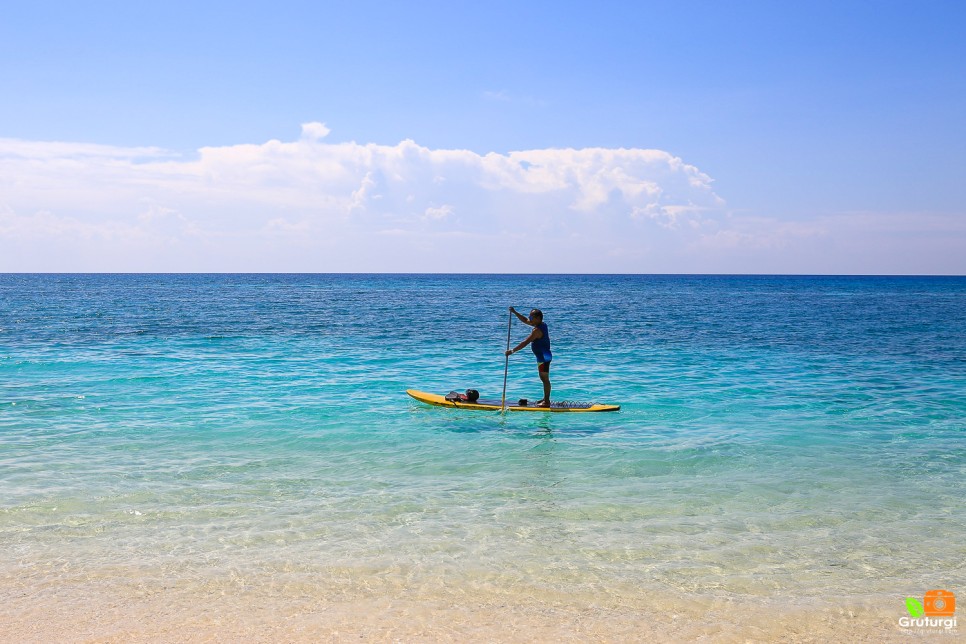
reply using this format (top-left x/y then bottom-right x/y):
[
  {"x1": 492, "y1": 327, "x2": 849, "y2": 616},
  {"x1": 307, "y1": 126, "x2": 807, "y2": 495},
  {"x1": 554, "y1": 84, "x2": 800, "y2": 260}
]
[{"x1": 1, "y1": 274, "x2": 964, "y2": 608}]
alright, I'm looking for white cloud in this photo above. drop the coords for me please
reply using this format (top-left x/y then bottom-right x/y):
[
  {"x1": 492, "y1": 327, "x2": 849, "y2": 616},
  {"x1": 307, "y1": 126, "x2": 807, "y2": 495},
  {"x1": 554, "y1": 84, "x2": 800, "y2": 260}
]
[
  {"x1": 0, "y1": 124, "x2": 962, "y2": 273},
  {"x1": 300, "y1": 122, "x2": 331, "y2": 140},
  {"x1": 423, "y1": 204, "x2": 453, "y2": 221},
  {"x1": 0, "y1": 139, "x2": 170, "y2": 160}
]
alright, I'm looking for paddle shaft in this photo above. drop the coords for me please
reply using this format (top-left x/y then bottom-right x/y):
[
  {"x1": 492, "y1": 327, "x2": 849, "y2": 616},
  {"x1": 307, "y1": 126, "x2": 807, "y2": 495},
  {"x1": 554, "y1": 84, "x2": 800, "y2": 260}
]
[{"x1": 501, "y1": 310, "x2": 512, "y2": 411}]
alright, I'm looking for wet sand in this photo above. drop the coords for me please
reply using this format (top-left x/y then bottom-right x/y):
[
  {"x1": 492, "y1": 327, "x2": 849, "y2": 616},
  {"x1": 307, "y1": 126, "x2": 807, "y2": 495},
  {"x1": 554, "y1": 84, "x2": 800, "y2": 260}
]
[{"x1": 1, "y1": 577, "x2": 917, "y2": 643}]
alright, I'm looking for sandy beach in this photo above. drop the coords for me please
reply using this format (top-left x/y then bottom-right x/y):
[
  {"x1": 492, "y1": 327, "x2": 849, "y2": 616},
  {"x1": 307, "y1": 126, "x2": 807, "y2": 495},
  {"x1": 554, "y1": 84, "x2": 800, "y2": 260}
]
[{"x1": 1, "y1": 573, "x2": 921, "y2": 643}]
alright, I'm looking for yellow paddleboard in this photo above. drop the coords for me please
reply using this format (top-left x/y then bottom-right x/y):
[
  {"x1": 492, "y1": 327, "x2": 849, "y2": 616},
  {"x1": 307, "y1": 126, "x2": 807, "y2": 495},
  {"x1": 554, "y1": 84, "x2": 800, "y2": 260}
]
[{"x1": 406, "y1": 389, "x2": 620, "y2": 413}]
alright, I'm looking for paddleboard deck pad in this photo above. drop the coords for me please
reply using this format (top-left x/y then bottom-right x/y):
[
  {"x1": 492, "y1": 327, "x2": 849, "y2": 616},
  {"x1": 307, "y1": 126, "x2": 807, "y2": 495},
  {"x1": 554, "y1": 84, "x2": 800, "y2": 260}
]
[{"x1": 407, "y1": 389, "x2": 620, "y2": 412}]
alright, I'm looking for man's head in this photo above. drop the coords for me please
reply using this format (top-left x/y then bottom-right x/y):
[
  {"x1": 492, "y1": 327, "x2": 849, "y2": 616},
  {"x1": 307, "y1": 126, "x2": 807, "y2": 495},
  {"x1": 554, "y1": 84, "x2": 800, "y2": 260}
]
[{"x1": 529, "y1": 309, "x2": 543, "y2": 323}]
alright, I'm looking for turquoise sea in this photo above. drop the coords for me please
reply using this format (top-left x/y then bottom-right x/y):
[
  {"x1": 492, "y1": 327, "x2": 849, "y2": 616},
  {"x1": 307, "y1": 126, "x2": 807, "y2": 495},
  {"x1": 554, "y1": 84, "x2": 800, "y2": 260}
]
[{"x1": 2, "y1": 274, "x2": 964, "y2": 638}]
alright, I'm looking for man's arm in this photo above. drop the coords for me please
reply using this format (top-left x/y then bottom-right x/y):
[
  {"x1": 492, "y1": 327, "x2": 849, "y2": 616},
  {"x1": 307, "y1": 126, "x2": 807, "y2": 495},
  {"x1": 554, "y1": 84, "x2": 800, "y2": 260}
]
[
  {"x1": 509, "y1": 307, "x2": 534, "y2": 326},
  {"x1": 507, "y1": 327, "x2": 543, "y2": 355}
]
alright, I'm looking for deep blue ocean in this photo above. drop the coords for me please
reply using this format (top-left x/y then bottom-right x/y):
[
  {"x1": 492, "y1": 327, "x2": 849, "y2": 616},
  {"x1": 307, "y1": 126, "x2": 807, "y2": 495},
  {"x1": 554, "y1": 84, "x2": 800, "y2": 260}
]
[{"x1": 2, "y1": 274, "x2": 964, "y2": 613}]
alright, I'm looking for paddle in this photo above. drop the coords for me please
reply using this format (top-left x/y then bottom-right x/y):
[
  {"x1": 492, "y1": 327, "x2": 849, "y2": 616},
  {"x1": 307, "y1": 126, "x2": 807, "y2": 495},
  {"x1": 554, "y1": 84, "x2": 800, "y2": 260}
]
[{"x1": 501, "y1": 307, "x2": 512, "y2": 412}]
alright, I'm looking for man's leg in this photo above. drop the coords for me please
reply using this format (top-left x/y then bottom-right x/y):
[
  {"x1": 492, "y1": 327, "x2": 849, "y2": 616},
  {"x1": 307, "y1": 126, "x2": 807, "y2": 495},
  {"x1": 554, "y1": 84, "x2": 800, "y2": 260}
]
[{"x1": 537, "y1": 363, "x2": 551, "y2": 406}]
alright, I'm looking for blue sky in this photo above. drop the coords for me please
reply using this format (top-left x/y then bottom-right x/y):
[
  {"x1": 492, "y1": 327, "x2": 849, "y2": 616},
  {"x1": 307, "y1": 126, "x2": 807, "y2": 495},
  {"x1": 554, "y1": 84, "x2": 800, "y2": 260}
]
[{"x1": 1, "y1": 1, "x2": 964, "y2": 273}]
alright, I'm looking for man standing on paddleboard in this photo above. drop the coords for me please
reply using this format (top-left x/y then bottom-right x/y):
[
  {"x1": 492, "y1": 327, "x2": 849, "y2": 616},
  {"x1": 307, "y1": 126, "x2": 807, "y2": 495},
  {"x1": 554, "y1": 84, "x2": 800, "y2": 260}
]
[{"x1": 505, "y1": 307, "x2": 552, "y2": 407}]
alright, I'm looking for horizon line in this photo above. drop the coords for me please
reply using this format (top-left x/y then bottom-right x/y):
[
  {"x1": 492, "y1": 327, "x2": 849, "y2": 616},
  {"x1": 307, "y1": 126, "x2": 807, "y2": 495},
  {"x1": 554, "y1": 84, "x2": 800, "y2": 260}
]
[{"x1": 3, "y1": 272, "x2": 964, "y2": 278}]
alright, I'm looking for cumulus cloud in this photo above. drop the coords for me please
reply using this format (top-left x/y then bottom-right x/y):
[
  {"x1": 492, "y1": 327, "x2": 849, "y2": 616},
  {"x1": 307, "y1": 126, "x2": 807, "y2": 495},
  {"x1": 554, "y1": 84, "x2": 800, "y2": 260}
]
[
  {"x1": 300, "y1": 122, "x2": 331, "y2": 140},
  {"x1": 0, "y1": 123, "x2": 728, "y2": 271},
  {"x1": 2, "y1": 123, "x2": 960, "y2": 273}
]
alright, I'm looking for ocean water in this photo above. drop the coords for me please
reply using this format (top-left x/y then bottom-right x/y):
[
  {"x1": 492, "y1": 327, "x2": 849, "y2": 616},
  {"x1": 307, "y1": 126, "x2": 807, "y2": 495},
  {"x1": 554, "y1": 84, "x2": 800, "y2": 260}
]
[{"x1": 2, "y1": 274, "x2": 964, "y2": 632}]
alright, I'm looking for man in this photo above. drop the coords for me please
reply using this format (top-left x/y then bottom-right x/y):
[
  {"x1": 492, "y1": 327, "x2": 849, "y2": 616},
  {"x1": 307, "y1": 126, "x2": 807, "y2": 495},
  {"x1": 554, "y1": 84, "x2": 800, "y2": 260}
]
[{"x1": 505, "y1": 307, "x2": 552, "y2": 407}]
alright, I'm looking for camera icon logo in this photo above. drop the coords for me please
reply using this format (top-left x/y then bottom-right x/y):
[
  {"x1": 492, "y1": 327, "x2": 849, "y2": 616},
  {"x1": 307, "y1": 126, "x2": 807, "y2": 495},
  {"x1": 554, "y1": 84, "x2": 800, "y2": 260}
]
[
  {"x1": 902, "y1": 590, "x2": 957, "y2": 632},
  {"x1": 924, "y1": 589, "x2": 956, "y2": 617}
]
